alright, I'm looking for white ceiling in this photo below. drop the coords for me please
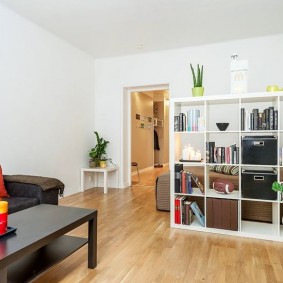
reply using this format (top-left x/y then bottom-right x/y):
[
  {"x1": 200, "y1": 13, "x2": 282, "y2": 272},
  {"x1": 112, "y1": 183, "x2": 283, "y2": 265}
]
[{"x1": 1, "y1": 0, "x2": 283, "y2": 58}]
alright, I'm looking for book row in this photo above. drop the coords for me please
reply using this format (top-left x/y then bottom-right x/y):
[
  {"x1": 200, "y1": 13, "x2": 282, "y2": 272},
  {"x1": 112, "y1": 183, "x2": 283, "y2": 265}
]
[
  {"x1": 175, "y1": 170, "x2": 204, "y2": 194},
  {"x1": 175, "y1": 196, "x2": 205, "y2": 226},
  {"x1": 174, "y1": 110, "x2": 205, "y2": 132},
  {"x1": 206, "y1": 142, "x2": 239, "y2": 164},
  {"x1": 175, "y1": 105, "x2": 279, "y2": 132},
  {"x1": 241, "y1": 107, "x2": 278, "y2": 131}
]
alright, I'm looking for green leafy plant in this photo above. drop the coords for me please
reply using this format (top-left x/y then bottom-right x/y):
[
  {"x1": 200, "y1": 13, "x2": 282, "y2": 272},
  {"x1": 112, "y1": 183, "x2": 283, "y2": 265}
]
[
  {"x1": 89, "y1": 131, "x2": 109, "y2": 161},
  {"x1": 272, "y1": 181, "x2": 283, "y2": 193},
  {"x1": 190, "y1": 63, "x2": 203, "y2": 87}
]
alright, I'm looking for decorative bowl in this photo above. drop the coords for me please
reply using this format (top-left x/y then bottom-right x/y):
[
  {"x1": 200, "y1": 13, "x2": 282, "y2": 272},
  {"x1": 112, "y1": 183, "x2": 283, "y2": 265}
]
[{"x1": 216, "y1": 123, "x2": 229, "y2": 131}]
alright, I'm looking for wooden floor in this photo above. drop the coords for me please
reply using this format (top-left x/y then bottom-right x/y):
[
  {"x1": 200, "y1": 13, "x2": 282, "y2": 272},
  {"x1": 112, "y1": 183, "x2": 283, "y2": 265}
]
[{"x1": 33, "y1": 167, "x2": 283, "y2": 283}]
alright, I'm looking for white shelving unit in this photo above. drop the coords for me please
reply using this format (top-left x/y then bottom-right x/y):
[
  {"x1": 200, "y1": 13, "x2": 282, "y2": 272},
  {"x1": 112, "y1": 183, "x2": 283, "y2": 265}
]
[{"x1": 170, "y1": 91, "x2": 283, "y2": 241}]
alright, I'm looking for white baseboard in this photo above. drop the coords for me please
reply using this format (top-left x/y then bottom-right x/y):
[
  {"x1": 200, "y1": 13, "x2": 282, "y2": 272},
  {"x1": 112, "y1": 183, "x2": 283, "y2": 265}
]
[{"x1": 122, "y1": 181, "x2": 131, "y2": 188}]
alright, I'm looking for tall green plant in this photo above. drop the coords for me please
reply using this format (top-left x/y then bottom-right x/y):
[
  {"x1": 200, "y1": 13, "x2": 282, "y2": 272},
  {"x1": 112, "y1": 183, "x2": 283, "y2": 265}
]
[
  {"x1": 190, "y1": 63, "x2": 203, "y2": 87},
  {"x1": 89, "y1": 131, "x2": 109, "y2": 161}
]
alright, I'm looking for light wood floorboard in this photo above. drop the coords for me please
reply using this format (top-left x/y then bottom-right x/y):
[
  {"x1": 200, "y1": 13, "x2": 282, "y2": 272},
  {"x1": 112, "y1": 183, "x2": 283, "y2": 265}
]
[{"x1": 33, "y1": 168, "x2": 283, "y2": 283}]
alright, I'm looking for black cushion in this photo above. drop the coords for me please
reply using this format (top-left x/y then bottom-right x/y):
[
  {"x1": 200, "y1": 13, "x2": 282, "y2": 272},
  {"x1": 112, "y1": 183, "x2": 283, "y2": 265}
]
[
  {"x1": 2, "y1": 197, "x2": 39, "y2": 214},
  {"x1": 5, "y1": 183, "x2": 59, "y2": 205}
]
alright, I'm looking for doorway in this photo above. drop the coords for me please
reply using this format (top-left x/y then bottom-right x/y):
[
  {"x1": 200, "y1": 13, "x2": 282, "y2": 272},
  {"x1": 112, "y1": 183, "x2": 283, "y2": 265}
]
[{"x1": 130, "y1": 89, "x2": 169, "y2": 186}]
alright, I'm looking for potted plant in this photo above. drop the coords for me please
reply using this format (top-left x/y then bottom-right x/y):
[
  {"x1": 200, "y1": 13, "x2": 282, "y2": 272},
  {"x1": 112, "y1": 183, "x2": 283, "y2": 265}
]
[
  {"x1": 99, "y1": 156, "x2": 107, "y2": 168},
  {"x1": 190, "y1": 63, "x2": 204, "y2": 97},
  {"x1": 89, "y1": 131, "x2": 109, "y2": 168},
  {"x1": 272, "y1": 181, "x2": 283, "y2": 200}
]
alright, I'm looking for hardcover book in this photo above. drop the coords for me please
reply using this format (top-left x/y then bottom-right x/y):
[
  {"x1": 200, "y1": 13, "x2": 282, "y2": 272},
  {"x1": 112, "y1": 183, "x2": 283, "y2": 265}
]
[
  {"x1": 174, "y1": 164, "x2": 183, "y2": 193},
  {"x1": 181, "y1": 170, "x2": 186, "y2": 194},
  {"x1": 179, "y1": 196, "x2": 187, "y2": 224},
  {"x1": 221, "y1": 147, "x2": 225, "y2": 163},
  {"x1": 241, "y1": 108, "x2": 245, "y2": 131},
  {"x1": 184, "y1": 201, "x2": 194, "y2": 225},
  {"x1": 265, "y1": 108, "x2": 270, "y2": 130},
  {"x1": 274, "y1": 110, "x2": 278, "y2": 130},
  {"x1": 250, "y1": 112, "x2": 254, "y2": 130},
  {"x1": 190, "y1": 201, "x2": 205, "y2": 227},
  {"x1": 258, "y1": 112, "x2": 262, "y2": 130},
  {"x1": 235, "y1": 147, "x2": 239, "y2": 164},
  {"x1": 206, "y1": 142, "x2": 209, "y2": 163},
  {"x1": 182, "y1": 113, "x2": 187, "y2": 131},
  {"x1": 174, "y1": 116, "x2": 180, "y2": 132},
  {"x1": 269, "y1": 106, "x2": 274, "y2": 130},
  {"x1": 179, "y1": 113, "x2": 184, "y2": 131},
  {"x1": 190, "y1": 173, "x2": 205, "y2": 194},
  {"x1": 174, "y1": 196, "x2": 180, "y2": 224},
  {"x1": 262, "y1": 111, "x2": 266, "y2": 130},
  {"x1": 187, "y1": 172, "x2": 193, "y2": 194},
  {"x1": 209, "y1": 142, "x2": 215, "y2": 163},
  {"x1": 253, "y1": 109, "x2": 259, "y2": 130}
]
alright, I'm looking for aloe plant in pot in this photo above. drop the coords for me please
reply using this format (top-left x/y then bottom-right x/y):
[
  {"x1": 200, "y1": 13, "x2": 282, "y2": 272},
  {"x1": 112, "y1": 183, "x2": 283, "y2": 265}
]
[
  {"x1": 190, "y1": 63, "x2": 204, "y2": 97},
  {"x1": 89, "y1": 131, "x2": 109, "y2": 168}
]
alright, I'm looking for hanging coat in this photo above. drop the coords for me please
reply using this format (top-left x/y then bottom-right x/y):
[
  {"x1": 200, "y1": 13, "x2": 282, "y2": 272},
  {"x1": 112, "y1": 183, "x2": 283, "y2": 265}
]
[{"x1": 154, "y1": 130, "x2": 160, "y2": 150}]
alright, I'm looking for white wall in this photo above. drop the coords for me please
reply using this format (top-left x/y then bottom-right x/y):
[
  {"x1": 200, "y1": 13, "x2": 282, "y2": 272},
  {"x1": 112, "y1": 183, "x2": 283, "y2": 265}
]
[
  {"x1": 0, "y1": 4, "x2": 95, "y2": 195},
  {"x1": 94, "y1": 33, "x2": 283, "y2": 188}
]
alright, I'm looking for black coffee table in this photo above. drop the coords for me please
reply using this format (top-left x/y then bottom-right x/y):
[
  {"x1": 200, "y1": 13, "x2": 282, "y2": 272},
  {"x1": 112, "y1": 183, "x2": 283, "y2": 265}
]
[{"x1": 0, "y1": 204, "x2": 97, "y2": 283}]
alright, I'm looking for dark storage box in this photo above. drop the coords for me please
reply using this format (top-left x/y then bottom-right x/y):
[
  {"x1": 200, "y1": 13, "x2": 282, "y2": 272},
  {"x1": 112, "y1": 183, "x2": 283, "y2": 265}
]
[
  {"x1": 241, "y1": 169, "x2": 277, "y2": 200},
  {"x1": 206, "y1": 198, "x2": 238, "y2": 231},
  {"x1": 242, "y1": 136, "x2": 277, "y2": 165}
]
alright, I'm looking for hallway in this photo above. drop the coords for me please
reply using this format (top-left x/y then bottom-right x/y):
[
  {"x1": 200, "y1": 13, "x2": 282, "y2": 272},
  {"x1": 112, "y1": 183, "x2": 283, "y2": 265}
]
[{"x1": 131, "y1": 165, "x2": 169, "y2": 187}]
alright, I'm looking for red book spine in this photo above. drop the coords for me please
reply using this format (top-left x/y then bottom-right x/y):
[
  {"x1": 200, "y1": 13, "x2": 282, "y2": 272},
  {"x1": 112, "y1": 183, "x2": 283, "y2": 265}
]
[
  {"x1": 175, "y1": 197, "x2": 178, "y2": 224},
  {"x1": 181, "y1": 171, "x2": 186, "y2": 194},
  {"x1": 177, "y1": 197, "x2": 181, "y2": 224},
  {"x1": 226, "y1": 147, "x2": 230, "y2": 164}
]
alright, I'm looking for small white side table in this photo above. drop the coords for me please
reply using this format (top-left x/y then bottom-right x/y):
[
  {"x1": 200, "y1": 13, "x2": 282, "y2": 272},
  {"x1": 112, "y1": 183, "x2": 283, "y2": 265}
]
[{"x1": 80, "y1": 166, "x2": 119, "y2": 194}]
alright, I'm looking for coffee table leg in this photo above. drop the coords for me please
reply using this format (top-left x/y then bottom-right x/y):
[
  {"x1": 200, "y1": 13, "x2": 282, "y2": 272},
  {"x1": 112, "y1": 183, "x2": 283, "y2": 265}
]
[
  {"x1": 88, "y1": 215, "x2": 97, "y2": 268},
  {"x1": 0, "y1": 267, "x2": 7, "y2": 283}
]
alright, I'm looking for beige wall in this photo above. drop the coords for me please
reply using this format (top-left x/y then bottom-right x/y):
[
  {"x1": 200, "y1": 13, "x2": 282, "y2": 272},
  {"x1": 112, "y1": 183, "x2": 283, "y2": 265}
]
[
  {"x1": 154, "y1": 100, "x2": 169, "y2": 165},
  {"x1": 131, "y1": 92, "x2": 154, "y2": 171},
  {"x1": 163, "y1": 100, "x2": 169, "y2": 163}
]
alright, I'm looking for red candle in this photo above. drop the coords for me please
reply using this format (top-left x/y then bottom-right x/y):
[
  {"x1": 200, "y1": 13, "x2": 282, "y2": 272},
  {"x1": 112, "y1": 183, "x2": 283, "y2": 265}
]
[{"x1": 0, "y1": 201, "x2": 8, "y2": 234}]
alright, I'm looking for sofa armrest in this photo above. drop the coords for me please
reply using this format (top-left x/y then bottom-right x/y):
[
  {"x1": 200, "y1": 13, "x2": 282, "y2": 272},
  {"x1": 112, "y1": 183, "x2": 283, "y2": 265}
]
[{"x1": 4, "y1": 181, "x2": 59, "y2": 205}]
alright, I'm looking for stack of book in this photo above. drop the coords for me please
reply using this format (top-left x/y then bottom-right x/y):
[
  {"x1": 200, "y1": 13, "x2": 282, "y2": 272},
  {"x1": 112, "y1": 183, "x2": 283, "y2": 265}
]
[
  {"x1": 175, "y1": 170, "x2": 204, "y2": 195},
  {"x1": 174, "y1": 110, "x2": 204, "y2": 132},
  {"x1": 174, "y1": 198, "x2": 205, "y2": 226},
  {"x1": 241, "y1": 107, "x2": 278, "y2": 131},
  {"x1": 206, "y1": 142, "x2": 239, "y2": 164}
]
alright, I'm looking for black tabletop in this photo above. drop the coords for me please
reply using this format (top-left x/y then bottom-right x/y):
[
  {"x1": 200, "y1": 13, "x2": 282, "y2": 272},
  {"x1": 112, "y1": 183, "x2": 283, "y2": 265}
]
[{"x1": 0, "y1": 204, "x2": 97, "y2": 268}]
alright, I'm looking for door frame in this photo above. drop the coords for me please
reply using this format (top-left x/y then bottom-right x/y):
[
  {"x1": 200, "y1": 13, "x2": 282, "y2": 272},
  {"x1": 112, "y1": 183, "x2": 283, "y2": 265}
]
[{"x1": 122, "y1": 83, "x2": 169, "y2": 187}]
